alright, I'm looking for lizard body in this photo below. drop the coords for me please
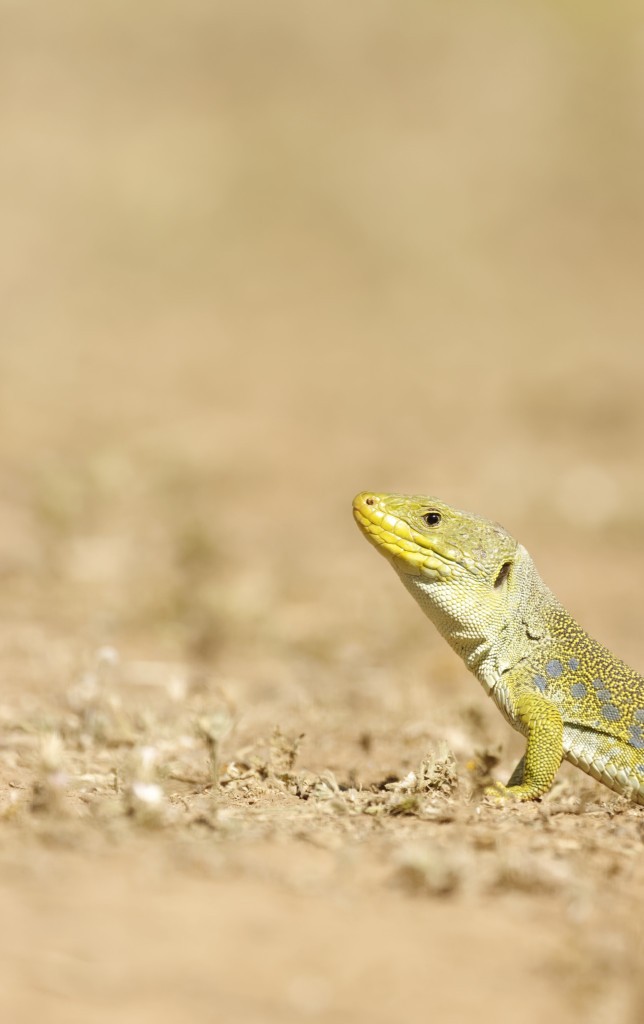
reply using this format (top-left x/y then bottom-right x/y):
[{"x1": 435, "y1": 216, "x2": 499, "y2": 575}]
[{"x1": 352, "y1": 491, "x2": 644, "y2": 803}]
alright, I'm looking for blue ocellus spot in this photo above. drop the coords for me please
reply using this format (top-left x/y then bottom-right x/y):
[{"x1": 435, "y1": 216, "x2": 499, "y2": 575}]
[
  {"x1": 533, "y1": 675, "x2": 547, "y2": 693},
  {"x1": 628, "y1": 725, "x2": 644, "y2": 749},
  {"x1": 570, "y1": 682, "x2": 587, "y2": 699},
  {"x1": 634, "y1": 709, "x2": 644, "y2": 723},
  {"x1": 546, "y1": 659, "x2": 563, "y2": 678},
  {"x1": 568, "y1": 658, "x2": 579, "y2": 671},
  {"x1": 595, "y1": 688, "x2": 612, "y2": 703},
  {"x1": 602, "y1": 704, "x2": 621, "y2": 722},
  {"x1": 592, "y1": 678, "x2": 604, "y2": 690}
]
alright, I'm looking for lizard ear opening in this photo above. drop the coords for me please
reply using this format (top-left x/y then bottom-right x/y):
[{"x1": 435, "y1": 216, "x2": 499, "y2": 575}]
[{"x1": 494, "y1": 560, "x2": 512, "y2": 589}]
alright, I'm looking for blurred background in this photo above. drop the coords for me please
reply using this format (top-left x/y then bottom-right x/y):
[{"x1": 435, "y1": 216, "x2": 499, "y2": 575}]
[
  {"x1": 1, "y1": 2, "x2": 644, "y2": 1022},
  {"x1": 2, "y1": 0, "x2": 644, "y2": 648}
]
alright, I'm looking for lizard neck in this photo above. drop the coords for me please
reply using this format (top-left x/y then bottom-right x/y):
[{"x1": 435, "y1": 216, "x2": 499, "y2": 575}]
[
  {"x1": 398, "y1": 544, "x2": 558, "y2": 695},
  {"x1": 471, "y1": 544, "x2": 557, "y2": 694}
]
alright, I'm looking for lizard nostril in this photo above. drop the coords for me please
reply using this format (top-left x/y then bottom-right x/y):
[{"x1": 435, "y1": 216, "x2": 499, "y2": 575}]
[{"x1": 365, "y1": 497, "x2": 375, "y2": 506}]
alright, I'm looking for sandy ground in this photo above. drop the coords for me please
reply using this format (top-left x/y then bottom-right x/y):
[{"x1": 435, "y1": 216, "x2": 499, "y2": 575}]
[{"x1": 2, "y1": 3, "x2": 644, "y2": 1021}]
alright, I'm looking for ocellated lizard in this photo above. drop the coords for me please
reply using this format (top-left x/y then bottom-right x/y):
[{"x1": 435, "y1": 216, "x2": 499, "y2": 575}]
[{"x1": 353, "y1": 491, "x2": 644, "y2": 804}]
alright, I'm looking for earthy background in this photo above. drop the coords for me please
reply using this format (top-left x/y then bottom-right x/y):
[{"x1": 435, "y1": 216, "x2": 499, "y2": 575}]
[{"x1": 1, "y1": 2, "x2": 644, "y2": 1021}]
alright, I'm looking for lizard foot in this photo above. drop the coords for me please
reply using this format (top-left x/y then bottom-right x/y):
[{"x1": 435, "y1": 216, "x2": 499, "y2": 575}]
[{"x1": 484, "y1": 782, "x2": 543, "y2": 803}]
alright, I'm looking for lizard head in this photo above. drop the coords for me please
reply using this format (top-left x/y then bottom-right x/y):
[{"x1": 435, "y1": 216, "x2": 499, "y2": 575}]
[{"x1": 352, "y1": 491, "x2": 520, "y2": 657}]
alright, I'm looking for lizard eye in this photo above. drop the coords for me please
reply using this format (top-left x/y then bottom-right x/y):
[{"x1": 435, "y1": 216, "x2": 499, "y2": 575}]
[{"x1": 423, "y1": 511, "x2": 441, "y2": 527}]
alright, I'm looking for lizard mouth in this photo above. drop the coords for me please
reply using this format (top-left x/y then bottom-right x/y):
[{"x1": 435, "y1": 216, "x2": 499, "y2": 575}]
[{"x1": 352, "y1": 492, "x2": 453, "y2": 578}]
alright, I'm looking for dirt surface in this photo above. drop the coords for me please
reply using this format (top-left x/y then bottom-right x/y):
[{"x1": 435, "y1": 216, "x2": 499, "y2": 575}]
[{"x1": 2, "y1": 3, "x2": 644, "y2": 1022}]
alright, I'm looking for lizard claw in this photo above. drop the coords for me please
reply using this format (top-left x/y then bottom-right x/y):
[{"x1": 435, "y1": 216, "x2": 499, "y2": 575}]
[{"x1": 483, "y1": 782, "x2": 512, "y2": 803}]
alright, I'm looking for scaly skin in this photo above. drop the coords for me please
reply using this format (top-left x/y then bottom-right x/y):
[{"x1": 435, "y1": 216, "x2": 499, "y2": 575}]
[{"x1": 352, "y1": 491, "x2": 644, "y2": 804}]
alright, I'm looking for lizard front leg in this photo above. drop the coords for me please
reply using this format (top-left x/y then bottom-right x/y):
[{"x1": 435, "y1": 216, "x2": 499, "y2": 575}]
[{"x1": 487, "y1": 690, "x2": 564, "y2": 801}]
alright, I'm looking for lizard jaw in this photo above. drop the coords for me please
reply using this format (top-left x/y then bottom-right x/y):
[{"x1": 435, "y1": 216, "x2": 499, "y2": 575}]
[{"x1": 352, "y1": 492, "x2": 452, "y2": 579}]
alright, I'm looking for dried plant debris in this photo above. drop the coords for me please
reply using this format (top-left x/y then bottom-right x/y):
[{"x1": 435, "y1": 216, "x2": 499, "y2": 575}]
[
  {"x1": 123, "y1": 746, "x2": 167, "y2": 827},
  {"x1": 269, "y1": 726, "x2": 304, "y2": 776},
  {"x1": 197, "y1": 710, "x2": 235, "y2": 789},
  {"x1": 65, "y1": 646, "x2": 136, "y2": 747},
  {"x1": 30, "y1": 733, "x2": 69, "y2": 816},
  {"x1": 415, "y1": 743, "x2": 458, "y2": 795}
]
